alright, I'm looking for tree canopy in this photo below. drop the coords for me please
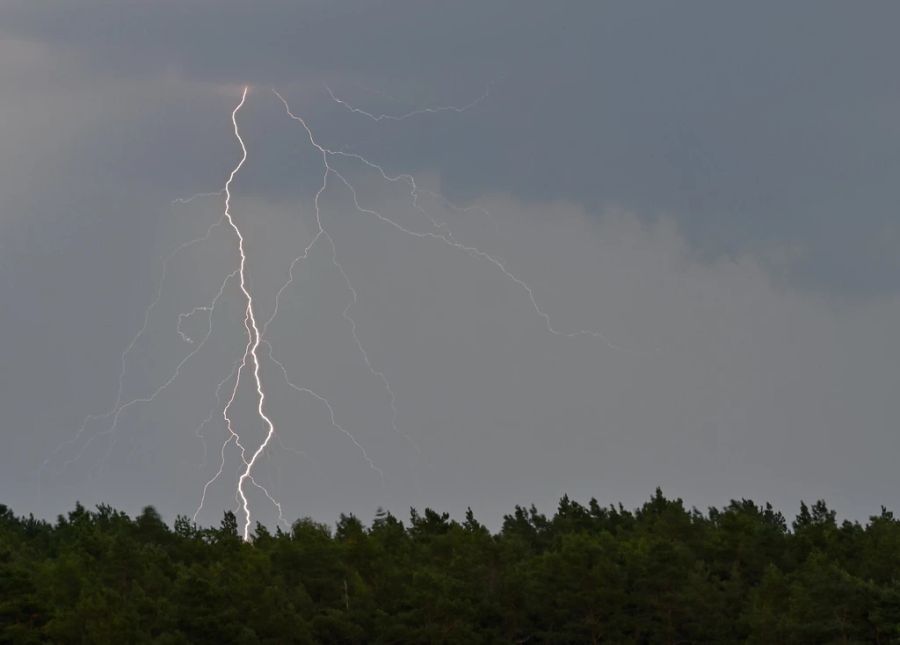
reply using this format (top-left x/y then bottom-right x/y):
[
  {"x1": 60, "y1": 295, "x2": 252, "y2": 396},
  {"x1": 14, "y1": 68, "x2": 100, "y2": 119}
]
[{"x1": 2, "y1": 490, "x2": 900, "y2": 643}]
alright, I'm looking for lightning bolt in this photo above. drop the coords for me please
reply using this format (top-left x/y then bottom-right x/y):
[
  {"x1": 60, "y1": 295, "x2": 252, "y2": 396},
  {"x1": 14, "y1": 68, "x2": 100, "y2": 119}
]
[
  {"x1": 205, "y1": 86, "x2": 290, "y2": 541},
  {"x1": 44, "y1": 80, "x2": 627, "y2": 542}
]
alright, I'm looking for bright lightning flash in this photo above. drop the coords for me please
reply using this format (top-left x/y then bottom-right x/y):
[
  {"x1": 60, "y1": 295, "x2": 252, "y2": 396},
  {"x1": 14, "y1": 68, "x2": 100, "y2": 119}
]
[
  {"x1": 44, "y1": 82, "x2": 625, "y2": 542},
  {"x1": 215, "y1": 86, "x2": 286, "y2": 541}
]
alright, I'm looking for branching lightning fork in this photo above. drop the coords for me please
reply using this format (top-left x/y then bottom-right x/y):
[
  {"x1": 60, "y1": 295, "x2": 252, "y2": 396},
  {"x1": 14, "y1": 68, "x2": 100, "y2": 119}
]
[{"x1": 275, "y1": 89, "x2": 626, "y2": 348}]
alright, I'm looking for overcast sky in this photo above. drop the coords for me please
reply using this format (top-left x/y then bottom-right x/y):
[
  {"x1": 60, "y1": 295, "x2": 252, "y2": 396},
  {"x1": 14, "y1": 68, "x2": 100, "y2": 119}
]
[{"x1": 2, "y1": 1, "x2": 899, "y2": 529}]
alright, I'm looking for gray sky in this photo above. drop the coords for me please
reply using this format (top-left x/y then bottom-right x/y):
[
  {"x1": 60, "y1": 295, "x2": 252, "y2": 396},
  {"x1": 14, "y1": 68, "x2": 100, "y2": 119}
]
[{"x1": 1, "y1": 2, "x2": 899, "y2": 530}]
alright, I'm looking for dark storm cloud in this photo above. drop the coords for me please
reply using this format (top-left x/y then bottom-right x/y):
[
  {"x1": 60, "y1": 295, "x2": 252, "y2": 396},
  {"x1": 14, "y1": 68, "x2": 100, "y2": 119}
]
[
  {"x1": 0, "y1": 0, "x2": 515, "y2": 81},
  {"x1": 3, "y1": 1, "x2": 899, "y2": 292}
]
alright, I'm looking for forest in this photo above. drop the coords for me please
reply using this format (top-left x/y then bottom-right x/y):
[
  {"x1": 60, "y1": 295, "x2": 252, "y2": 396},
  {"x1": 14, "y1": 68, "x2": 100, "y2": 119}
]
[{"x1": 2, "y1": 489, "x2": 900, "y2": 643}]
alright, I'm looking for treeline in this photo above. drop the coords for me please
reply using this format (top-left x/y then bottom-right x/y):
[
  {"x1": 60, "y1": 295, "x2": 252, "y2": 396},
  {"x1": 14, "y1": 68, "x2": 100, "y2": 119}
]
[{"x1": 2, "y1": 491, "x2": 900, "y2": 643}]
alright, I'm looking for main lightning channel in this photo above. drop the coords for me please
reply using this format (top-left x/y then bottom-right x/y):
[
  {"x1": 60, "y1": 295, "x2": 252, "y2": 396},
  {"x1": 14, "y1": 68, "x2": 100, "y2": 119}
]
[{"x1": 215, "y1": 86, "x2": 286, "y2": 541}]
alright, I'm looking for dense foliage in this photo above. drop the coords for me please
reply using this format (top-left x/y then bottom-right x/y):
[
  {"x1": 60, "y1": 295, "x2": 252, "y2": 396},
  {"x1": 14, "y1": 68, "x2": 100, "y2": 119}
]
[{"x1": 2, "y1": 490, "x2": 900, "y2": 643}]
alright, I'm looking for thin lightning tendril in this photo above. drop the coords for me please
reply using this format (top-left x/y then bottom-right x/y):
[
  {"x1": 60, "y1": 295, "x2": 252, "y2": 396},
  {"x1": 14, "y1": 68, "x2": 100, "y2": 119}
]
[
  {"x1": 92, "y1": 269, "x2": 240, "y2": 472},
  {"x1": 56, "y1": 267, "x2": 237, "y2": 478},
  {"x1": 192, "y1": 360, "x2": 241, "y2": 470},
  {"x1": 325, "y1": 83, "x2": 491, "y2": 122},
  {"x1": 263, "y1": 340, "x2": 383, "y2": 480},
  {"x1": 172, "y1": 189, "x2": 226, "y2": 205},
  {"x1": 38, "y1": 202, "x2": 230, "y2": 496}
]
